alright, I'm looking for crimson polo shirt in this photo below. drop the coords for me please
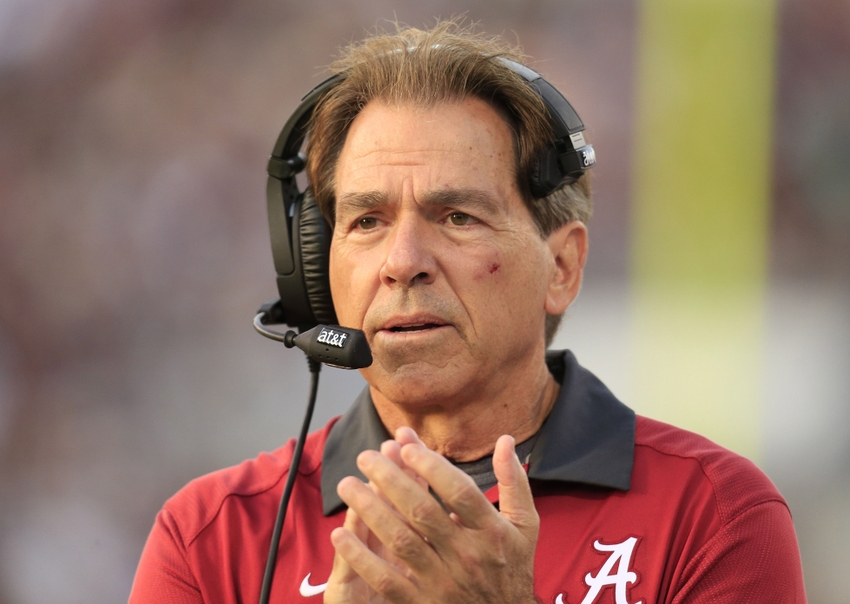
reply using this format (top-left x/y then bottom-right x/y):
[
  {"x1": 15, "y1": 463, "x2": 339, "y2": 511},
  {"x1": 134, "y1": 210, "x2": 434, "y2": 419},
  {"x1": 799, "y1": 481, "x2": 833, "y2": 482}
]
[{"x1": 129, "y1": 351, "x2": 807, "y2": 604}]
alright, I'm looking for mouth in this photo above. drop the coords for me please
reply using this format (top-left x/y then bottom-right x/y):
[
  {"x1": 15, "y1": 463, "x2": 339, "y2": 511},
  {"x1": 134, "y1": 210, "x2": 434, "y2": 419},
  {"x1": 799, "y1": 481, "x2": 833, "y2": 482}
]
[
  {"x1": 388, "y1": 323, "x2": 444, "y2": 333},
  {"x1": 379, "y1": 315, "x2": 449, "y2": 335}
]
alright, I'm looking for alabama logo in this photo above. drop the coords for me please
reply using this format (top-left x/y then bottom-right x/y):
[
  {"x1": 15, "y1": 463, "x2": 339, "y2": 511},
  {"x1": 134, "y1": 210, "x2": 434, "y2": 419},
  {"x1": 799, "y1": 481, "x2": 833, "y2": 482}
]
[{"x1": 555, "y1": 536, "x2": 642, "y2": 604}]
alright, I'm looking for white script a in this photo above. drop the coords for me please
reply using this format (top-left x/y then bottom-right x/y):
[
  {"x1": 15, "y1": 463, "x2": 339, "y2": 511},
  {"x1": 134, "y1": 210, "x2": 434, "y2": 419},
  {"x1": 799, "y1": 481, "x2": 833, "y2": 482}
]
[{"x1": 556, "y1": 537, "x2": 642, "y2": 604}]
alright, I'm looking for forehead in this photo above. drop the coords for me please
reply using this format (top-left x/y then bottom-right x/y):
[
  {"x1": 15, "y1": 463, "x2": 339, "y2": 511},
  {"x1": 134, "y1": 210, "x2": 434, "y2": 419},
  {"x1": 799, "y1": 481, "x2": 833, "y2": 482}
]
[{"x1": 333, "y1": 98, "x2": 518, "y2": 199}]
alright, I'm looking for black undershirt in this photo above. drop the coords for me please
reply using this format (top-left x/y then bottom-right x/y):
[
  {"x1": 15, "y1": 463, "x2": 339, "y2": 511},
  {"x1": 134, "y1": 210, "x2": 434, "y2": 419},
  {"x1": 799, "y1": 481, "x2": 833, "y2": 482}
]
[{"x1": 451, "y1": 433, "x2": 539, "y2": 492}]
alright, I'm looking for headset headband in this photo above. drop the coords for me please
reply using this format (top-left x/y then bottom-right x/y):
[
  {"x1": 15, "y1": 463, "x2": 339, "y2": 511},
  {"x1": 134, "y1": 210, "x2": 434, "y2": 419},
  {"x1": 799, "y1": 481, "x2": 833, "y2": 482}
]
[{"x1": 267, "y1": 58, "x2": 595, "y2": 190}]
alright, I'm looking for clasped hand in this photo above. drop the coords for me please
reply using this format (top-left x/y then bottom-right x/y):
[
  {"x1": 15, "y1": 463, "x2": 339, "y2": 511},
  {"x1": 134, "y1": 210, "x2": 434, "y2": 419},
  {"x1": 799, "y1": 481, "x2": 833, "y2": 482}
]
[{"x1": 324, "y1": 428, "x2": 539, "y2": 604}]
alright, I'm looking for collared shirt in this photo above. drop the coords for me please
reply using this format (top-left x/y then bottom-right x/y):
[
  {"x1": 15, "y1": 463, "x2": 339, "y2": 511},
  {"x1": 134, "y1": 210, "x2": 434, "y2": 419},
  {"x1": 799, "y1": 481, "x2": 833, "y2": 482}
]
[
  {"x1": 130, "y1": 351, "x2": 807, "y2": 604},
  {"x1": 321, "y1": 350, "x2": 635, "y2": 516}
]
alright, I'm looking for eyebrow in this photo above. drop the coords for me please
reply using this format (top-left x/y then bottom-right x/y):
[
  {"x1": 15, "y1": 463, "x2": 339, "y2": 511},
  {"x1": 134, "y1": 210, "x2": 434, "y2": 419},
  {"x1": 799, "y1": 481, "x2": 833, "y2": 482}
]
[
  {"x1": 337, "y1": 190, "x2": 389, "y2": 213},
  {"x1": 336, "y1": 188, "x2": 501, "y2": 216},
  {"x1": 421, "y1": 189, "x2": 501, "y2": 215}
]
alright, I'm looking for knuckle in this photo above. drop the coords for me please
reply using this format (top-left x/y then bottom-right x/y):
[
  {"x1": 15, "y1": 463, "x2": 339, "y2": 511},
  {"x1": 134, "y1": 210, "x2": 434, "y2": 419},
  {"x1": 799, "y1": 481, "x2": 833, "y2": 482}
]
[
  {"x1": 456, "y1": 546, "x2": 485, "y2": 570},
  {"x1": 372, "y1": 569, "x2": 397, "y2": 596},
  {"x1": 388, "y1": 528, "x2": 422, "y2": 559},
  {"x1": 490, "y1": 522, "x2": 509, "y2": 543},
  {"x1": 372, "y1": 569, "x2": 410, "y2": 602},
  {"x1": 446, "y1": 478, "x2": 479, "y2": 507},
  {"x1": 503, "y1": 504, "x2": 540, "y2": 531},
  {"x1": 408, "y1": 498, "x2": 435, "y2": 526}
]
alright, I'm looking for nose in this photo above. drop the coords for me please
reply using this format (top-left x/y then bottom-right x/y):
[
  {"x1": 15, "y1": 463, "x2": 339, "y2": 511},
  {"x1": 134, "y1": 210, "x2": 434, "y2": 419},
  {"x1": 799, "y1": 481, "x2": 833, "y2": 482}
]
[{"x1": 379, "y1": 214, "x2": 437, "y2": 287}]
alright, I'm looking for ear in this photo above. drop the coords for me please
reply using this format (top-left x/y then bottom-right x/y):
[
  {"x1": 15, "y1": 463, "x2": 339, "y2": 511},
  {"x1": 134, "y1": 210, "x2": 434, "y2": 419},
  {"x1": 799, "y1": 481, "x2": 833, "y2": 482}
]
[{"x1": 544, "y1": 221, "x2": 588, "y2": 315}]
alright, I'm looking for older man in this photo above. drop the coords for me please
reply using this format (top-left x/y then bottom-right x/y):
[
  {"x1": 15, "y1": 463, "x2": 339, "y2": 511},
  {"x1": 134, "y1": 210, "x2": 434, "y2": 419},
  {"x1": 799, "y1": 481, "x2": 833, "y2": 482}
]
[{"x1": 130, "y1": 22, "x2": 806, "y2": 604}]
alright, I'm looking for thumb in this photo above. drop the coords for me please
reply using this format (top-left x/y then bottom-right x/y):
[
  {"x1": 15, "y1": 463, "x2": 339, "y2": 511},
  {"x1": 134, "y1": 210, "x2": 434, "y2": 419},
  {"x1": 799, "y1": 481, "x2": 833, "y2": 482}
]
[{"x1": 492, "y1": 435, "x2": 539, "y2": 541}]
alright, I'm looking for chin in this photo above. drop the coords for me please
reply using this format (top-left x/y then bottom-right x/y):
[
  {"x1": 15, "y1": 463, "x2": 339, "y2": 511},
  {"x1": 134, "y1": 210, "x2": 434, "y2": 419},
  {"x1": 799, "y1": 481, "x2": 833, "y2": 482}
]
[
  {"x1": 371, "y1": 336, "x2": 462, "y2": 372},
  {"x1": 364, "y1": 356, "x2": 474, "y2": 407}
]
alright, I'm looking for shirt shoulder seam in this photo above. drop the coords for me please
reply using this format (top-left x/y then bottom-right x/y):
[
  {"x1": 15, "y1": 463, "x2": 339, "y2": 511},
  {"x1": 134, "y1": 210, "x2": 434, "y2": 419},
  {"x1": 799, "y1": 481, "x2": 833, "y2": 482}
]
[
  {"x1": 633, "y1": 441, "x2": 789, "y2": 524},
  {"x1": 172, "y1": 465, "x2": 293, "y2": 549}
]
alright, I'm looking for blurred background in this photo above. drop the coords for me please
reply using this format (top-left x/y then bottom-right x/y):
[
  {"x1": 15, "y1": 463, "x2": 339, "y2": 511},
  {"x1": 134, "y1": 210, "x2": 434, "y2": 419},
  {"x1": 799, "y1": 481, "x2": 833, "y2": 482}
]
[{"x1": 0, "y1": 0, "x2": 846, "y2": 602}]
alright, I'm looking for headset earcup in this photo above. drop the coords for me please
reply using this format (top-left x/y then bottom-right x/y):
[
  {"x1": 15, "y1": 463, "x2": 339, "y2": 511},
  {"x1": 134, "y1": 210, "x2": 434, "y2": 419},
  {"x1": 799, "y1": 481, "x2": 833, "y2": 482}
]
[{"x1": 298, "y1": 189, "x2": 337, "y2": 326}]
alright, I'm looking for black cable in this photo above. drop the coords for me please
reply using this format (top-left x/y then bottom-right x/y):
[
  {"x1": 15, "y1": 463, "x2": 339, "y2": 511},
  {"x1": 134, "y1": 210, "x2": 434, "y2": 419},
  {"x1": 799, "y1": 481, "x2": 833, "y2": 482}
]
[{"x1": 258, "y1": 357, "x2": 322, "y2": 604}]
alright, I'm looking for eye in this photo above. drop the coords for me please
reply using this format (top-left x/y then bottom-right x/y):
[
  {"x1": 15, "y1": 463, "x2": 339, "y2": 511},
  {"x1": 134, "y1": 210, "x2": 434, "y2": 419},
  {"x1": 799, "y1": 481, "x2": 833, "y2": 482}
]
[
  {"x1": 358, "y1": 216, "x2": 378, "y2": 230},
  {"x1": 448, "y1": 212, "x2": 476, "y2": 226}
]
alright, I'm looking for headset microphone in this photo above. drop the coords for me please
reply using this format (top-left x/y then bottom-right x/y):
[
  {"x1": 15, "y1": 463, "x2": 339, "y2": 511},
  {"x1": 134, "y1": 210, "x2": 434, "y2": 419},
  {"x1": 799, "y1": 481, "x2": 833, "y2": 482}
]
[
  {"x1": 254, "y1": 307, "x2": 372, "y2": 370},
  {"x1": 289, "y1": 325, "x2": 372, "y2": 369}
]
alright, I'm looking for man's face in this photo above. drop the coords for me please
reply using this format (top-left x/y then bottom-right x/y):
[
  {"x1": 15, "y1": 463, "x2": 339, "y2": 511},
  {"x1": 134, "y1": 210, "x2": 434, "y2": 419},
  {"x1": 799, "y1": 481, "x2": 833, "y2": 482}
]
[{"x1": 329, "y1": 98, "x2": 562, "y2": 408}]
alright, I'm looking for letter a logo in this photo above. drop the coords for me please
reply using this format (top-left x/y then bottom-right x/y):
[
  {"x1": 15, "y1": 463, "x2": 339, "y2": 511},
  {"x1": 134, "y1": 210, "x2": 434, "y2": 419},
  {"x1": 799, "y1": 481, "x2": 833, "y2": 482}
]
[{"x1": 555, "y1": 537, "x2": 642, "y2": 604}]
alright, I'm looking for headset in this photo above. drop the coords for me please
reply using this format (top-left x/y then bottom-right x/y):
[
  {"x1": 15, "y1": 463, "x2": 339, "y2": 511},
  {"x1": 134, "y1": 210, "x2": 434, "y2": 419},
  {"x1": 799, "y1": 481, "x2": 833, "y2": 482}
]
[{"x1": 261, "y1": 57, "x2": 597, "y2": 332}]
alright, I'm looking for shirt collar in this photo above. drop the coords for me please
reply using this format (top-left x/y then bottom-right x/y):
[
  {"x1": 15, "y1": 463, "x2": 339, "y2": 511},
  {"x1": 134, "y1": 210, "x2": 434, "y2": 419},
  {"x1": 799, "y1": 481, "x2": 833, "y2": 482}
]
[{"x1": 321, "y1": 350, "x2": 635, "y2": 516}]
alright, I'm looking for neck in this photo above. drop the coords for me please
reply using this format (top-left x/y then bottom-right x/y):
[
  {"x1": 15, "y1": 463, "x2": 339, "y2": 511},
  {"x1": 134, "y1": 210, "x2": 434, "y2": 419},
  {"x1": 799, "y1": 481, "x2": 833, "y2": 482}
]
[{"x1": 370, "y1": 361, "x2": 560, "y2": 461}]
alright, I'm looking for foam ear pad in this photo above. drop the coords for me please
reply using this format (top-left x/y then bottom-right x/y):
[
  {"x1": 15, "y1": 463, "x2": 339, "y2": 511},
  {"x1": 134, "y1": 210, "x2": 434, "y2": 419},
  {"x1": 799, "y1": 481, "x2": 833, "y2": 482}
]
[{"x1": 298, "y1": 189, "x2": 338, "y2": 326}]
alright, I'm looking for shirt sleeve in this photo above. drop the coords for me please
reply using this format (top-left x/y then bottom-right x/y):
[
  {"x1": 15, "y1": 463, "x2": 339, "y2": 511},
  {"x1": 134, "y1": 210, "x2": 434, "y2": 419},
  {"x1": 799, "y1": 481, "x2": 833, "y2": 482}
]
[
  {"x1": 129, "y1": 507, "x2": 204, "y2": 604},
  {"x1": 671, "y1": 500, "x2": 807, "y2": 603}
]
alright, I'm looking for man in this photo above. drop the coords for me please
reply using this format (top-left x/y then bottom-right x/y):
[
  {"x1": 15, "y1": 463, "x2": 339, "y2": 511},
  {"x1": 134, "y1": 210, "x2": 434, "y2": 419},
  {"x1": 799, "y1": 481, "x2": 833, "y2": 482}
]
[{"x1": 130, "y1": 22, "x2": 807, "y2": 603}]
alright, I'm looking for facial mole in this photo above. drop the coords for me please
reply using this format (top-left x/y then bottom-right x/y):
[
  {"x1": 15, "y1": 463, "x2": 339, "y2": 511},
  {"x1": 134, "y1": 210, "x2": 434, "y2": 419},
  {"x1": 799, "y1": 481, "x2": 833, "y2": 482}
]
[{"x1": 489, "y1": 263, "x2": 500, "y2": 274}]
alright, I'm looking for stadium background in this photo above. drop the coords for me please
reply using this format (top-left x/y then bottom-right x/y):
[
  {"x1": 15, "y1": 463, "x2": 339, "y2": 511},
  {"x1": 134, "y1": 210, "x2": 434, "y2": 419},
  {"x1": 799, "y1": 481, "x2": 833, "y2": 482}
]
[{"x1": 0, "y1": 0, "x2": 847, "y2": 601}]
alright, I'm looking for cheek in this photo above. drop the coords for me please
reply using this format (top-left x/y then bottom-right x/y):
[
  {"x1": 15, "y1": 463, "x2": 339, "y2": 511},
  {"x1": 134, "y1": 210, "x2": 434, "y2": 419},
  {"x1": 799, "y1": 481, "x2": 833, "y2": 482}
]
[
  {"x1": 471, "y1": 250, "x2": 503, "y2": 281},
  {"x1": 329, "y1": 248, "x2": 368, "y2": 324},
  {"x1": 328, "y1": 258, "x2": 344, "y2": 316},
  {"x1": 467, "y1": 238, "x2": 551, "y2": 306},
  {"x1": 328, "y1": 249, "x2": 379, "y2": 329}
]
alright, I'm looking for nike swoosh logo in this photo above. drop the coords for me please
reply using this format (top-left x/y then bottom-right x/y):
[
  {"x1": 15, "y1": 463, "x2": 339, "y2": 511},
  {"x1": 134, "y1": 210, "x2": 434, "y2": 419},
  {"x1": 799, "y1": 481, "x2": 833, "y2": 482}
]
[{"x1": 299, "y1": 573, "x2": 328, "y2": 597}]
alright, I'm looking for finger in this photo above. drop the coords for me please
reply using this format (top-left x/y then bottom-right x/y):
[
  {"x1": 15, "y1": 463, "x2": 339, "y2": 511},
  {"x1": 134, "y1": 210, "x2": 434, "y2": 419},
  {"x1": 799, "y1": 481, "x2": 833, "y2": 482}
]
[
  {"x1": 380, "y1": 439, "x2": 403, "y2": 467},
  {"x1": 384, "y1": 435, "x2": 429, "y2": 491},
  {"x1": 338, "y1": 466, "x2": 442, "y2": 572},
  {"x1": 492, "y1": 435, "x2": 539, "y2": 540},
  {"x1": 399, "y1": 443, "x2": 499, "y2": 531},
  {"x1": 357, "y1": 450, "x2": 454, "y2": 544},
  {"x1": 329, "y1": 524, "x2": 416, "y2": 603},
  {"x1": 342, "y1": 497, "x2": 376, "y2": 563},
  {"x1": 372, "y1": 441, "x2": 402, "y2": 504},
  {"x1": 325, "y1": 507, "x2": 373, "y2": 603},
  {"x1": 394, "y1": 426, "x2": 425, "y2": 447},
  {"x1": 361, "y1": 449, "x2": 429, "y2": 558}
]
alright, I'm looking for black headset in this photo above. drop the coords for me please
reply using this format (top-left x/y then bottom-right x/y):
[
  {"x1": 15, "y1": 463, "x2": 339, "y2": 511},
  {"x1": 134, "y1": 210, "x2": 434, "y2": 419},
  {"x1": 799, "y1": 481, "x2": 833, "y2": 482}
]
[{"x1": 261, "y1": 58, "x2": 596, "y2": 332}]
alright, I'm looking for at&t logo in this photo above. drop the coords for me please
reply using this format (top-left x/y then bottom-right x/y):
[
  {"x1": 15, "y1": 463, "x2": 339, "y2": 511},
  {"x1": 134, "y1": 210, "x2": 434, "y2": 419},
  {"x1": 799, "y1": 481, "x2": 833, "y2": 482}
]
[{"x1": 317, "y1": 328, "x2": 348, "y2": 348}]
